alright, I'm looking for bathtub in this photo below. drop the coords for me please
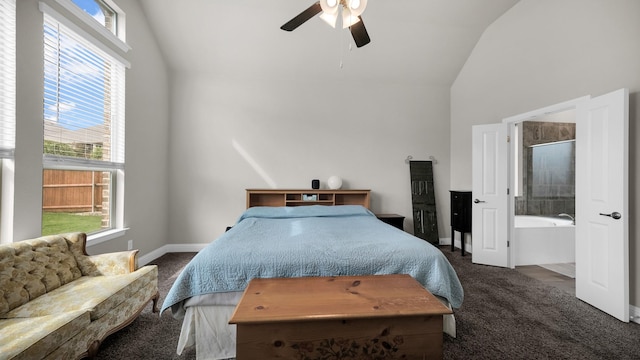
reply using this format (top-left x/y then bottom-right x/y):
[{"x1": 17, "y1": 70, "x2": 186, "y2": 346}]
[{"x1": 514, "y1": 215, "x2": 575, "y2": 266}]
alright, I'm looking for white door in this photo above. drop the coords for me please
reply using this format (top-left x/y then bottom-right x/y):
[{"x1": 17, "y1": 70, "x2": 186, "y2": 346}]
[
  {"x1": 472, "y1": 123, "x2": 509, "y2": 267},
  {"x1": 575, "y1": 88, "x2": 629, "y2": 322}
]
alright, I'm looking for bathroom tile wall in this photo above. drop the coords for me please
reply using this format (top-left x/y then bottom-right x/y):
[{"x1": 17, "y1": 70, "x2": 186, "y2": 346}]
[{"x1": 515, "y1": 121, "x2": 576, "y2": 216}]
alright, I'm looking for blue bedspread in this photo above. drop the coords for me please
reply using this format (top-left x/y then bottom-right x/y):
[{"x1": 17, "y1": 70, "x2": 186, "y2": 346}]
[{"x1": 161, "y1": 205, "x2": 464, "y2": 314}]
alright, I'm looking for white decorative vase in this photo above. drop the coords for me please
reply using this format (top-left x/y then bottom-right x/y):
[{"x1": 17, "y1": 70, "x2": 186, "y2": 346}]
[{"x1": 327, "y1": 176, "x2": 343, "y2": 190}]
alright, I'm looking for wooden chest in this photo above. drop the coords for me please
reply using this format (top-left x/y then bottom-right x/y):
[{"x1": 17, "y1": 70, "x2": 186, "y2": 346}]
[{"x1": 229, "y1": 274, "x2": 452, "y2": 359}]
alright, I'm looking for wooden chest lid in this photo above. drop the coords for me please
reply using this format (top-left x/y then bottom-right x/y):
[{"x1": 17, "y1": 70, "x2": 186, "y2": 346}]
[{"x1": 229, "y1": 274, "x2": 452, "y2": 325}]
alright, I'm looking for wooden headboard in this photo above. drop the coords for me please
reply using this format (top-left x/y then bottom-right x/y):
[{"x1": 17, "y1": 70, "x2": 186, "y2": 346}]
[{"x1": 246, "y1": 189, "x2": 371, "y2": 209}]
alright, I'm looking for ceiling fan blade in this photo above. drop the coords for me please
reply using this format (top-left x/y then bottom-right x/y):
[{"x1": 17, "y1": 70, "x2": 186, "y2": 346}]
[
  {"x1": 280, "y1": 2, "x2": 322, "y2": 31},
  {"x1": 349, "y1": 16, "x2": 371, "y2": 48}
]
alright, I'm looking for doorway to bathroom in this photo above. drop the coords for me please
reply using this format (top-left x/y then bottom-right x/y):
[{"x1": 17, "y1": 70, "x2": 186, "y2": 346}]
[
  {"x1": 511, "y1": 111, "x2": 576, "y2": 278},
  {"x1": 471, "y1": 89, "x2": 629, "y2": 322}
]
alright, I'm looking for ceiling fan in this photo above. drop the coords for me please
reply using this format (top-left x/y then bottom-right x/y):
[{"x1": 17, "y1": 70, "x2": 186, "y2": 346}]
[{"x1": 280, "y1": 0, "x2": 371, "y2": 48}]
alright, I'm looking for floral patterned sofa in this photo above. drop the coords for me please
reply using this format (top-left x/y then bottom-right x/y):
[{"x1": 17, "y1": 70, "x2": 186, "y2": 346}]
[{"x1": 0, "y1": 232, "x2": 159, "y2": 359}]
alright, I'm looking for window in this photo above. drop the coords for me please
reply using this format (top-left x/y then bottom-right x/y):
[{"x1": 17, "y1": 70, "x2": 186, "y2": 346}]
[
  {"x1": 71, "y1": 0, "x2": 117, "y2": 35},
  {"x1": 42, "y1": 7, "x2": 126, "y2": 239},
  {"x1": 56, "y1": 0, "x2": 128, "y2": 50},
  {"x1": 0, "y1": 0, "x2": 16, "y2": 244}
]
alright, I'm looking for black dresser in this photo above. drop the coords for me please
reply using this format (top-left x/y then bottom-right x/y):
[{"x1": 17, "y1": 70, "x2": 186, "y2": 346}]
[{"x1": 450, "y1": 191, "x2": 472, "y2": 256}]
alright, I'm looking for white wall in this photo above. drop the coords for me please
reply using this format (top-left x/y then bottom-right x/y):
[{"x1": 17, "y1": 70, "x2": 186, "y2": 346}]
[
  {"x1": 14, "y1": 0, "x2": 454, "y2": 259},
  {"x1": 168, "y1": 72, "x2": 452, "y2": 244},
  {"x1": 451, "y1": 0, "x2": 640, "y2": 306},
  {"x1": 15, "y1": 0, "x2": 170, "y2": 256}
]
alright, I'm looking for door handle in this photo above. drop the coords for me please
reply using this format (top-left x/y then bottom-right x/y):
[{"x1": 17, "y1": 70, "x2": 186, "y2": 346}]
[
  {"x1": 599, "y1": 212, "x2": 622, "y2": 220},
  {"x1": 473, "y1": 199, "x2": 486, "y2": 204}
]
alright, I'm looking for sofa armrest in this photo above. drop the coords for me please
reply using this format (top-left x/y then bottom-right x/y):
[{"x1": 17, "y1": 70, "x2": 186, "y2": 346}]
[
  {"x1": 76, "y1": 249, "x2": 139, "y2": 276},
  {"x1": 61, "y1": 232, "x2": 139, "y2": 276}
]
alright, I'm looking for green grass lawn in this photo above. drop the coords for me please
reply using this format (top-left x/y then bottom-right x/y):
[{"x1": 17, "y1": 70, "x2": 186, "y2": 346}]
[{"x1": 42, "y1": 212, "x2": 102, "y2": 236}]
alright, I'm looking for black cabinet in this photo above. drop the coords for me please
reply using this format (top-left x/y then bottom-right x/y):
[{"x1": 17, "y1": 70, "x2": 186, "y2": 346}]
[
  {"x1": 376, "y1": 214, "x2": 405, "y2": 230},
  {"x1": 450, "y1": 191, "x2": 472, "y2": 255}
]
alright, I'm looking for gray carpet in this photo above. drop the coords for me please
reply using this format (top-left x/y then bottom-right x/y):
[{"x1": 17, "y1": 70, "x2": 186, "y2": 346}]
[
  {"x1": 94, "y1": 252, "x2": 197, "y2": 360},
  {"x1": 94, "y1": 248, "x2": 640, "y2": 359}
]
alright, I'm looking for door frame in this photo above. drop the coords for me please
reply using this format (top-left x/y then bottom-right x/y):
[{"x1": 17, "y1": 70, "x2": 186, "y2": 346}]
[
  {"x1": 481, "y1": 91, "x2": 629, "y2": 321},
  {"x1": 502, "y1": 96, "x2": 589, "y2": 269}
]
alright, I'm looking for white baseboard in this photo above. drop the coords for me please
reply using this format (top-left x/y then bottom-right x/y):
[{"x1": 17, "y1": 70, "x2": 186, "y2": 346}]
[
  {"x1": 138, "y1": 243, "x2": 208, "y2": 266},
  {"x1": 447, "y1": 236, "x2": 472, "y2": 254},
  {"x1": 433, "y1": 237, "x2": 473, "y2": 254},
  {"x1": 631, "y1": 304, "x2": 640, "y2": 324}
]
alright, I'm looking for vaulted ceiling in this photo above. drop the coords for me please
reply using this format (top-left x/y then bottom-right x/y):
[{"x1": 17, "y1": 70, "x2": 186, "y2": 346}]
[{"x1": 138, "y1": 0, "x2": 519, "y2": 85}]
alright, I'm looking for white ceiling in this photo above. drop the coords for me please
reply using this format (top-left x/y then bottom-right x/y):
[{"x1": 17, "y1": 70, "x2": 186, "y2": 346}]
[{"x1": 138, "y1": 0, "x2": 519, "y2": 85}]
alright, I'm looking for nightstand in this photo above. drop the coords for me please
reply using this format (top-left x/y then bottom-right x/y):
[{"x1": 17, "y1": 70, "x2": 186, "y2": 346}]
[{"x1": 375, "y1": 213, "x2": 405, "y2": 231}]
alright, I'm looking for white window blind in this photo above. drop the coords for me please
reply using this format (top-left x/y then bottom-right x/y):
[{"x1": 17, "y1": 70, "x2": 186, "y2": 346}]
[
  {"x1": 0, "y1": 0, "x2": 16, "y2": 158},
  {"x1": 43, "y1": 12, "x2": 125, "y2": 169}
]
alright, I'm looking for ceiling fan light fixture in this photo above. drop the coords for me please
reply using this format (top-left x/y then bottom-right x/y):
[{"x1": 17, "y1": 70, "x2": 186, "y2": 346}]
[
  {"x1": 341, "y1": 8, "x2": 360, "y2": 29},
  {"x1": 347, "y1": 0, "x2": 367, "y2": 17},
  {"x1": 320, "y1": 0, "x2": 339, "y2": 14},
  {"x1": 280, "y1": 0, "x2": 371, "y2": 48},
  {"x1": 319, "y1": 11, "x2": 338, "y2": 28}
]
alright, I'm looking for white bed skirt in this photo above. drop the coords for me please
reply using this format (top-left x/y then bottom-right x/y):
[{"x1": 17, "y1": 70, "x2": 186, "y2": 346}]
[
  {"x1": 178, "y1": 306, "x2": 237, "y2": 360},
  {"x1": 176, "y1": 293, "x2": 457, "y2": 359}
]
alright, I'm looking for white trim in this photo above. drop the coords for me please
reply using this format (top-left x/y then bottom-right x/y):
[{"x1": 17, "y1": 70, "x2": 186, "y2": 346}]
[
  {"x1": 0, "y1": 149, "x2": 14, "y2": 158},
  {"x1": 53, "y1": 0, "x2": 130, "y2": 53},
  {"x1": 115, "y1": 169, "x2": 124, "y2": 229},
  {"x1": 43, "y1": 154, "x2": 125, "y2": 171},
  {"x1": 1, "y1": 159, "x2": 15, "y2": 244},
  {"x1": 448, "y1": 234, "x2": 473, "y2": 254},
  {"x1": 39, "y1": 2, "x2": 131, "y2": 68},
  {"x1": 503, "y1": 96, "x2": 588, "y2": 269},
  {"x1": 137, "y1": 243, "x2": 208, "y2": 266},
  {"x1": 86, "y1": 227, "x2": 129, "y2": 246},
  {"x1": 630, "y1": 305, "x2": 640, "y2": 324},
  {"x1": 502, "y1": 96, "x2": 589, "y2": 124},
  {"x1": 103, "y1": 0, "x2": 126, "y2": 44}
]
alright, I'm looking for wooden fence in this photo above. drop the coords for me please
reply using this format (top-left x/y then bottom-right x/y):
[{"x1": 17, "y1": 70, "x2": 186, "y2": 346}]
[{"x1": 42, "y1": 170, "x2": 105, "y2": 213}]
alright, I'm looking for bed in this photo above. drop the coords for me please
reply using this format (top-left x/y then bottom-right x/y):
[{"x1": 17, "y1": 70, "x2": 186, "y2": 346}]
[{"x1": 161, "y1": 203, "x2": 464, "y2": 360}]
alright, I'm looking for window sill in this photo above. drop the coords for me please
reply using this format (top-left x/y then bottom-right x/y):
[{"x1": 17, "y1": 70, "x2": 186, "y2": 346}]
[{"x1": 87, "y1": 228, "x2": 129, "y2": 247}]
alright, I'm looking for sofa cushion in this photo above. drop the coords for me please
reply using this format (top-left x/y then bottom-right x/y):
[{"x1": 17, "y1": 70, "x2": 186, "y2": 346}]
[
  {"x1": 0, "y1": 310, "x2": 90, "y2": 360},
  {"x1": 0, "y1": 236, "x2": 82, "y2": 316},
  {"x1": 45, "y1": 282, "x2": 159, "y2": 360},
  {"x1": 2, "y1": 265, "x2": 157, "y2": 321}
]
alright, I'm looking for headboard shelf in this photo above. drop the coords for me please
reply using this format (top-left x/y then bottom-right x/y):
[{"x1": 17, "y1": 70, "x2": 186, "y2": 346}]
[{"x1": 246, "y1": 189, "x2": 371, "y2": 209}]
